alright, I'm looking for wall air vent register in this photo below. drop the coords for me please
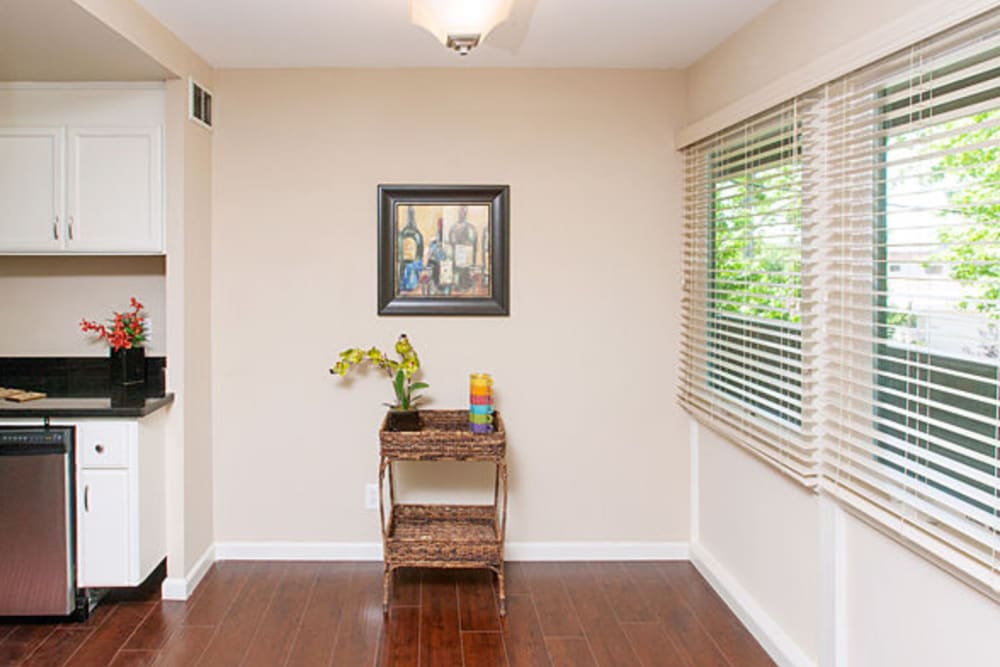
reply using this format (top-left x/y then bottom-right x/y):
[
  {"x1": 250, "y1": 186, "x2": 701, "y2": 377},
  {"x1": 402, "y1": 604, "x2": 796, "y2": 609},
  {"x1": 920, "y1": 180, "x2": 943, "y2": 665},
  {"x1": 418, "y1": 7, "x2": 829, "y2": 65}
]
[{"x1": 189, "y1": 78, "x2": 212, "y2": 129}]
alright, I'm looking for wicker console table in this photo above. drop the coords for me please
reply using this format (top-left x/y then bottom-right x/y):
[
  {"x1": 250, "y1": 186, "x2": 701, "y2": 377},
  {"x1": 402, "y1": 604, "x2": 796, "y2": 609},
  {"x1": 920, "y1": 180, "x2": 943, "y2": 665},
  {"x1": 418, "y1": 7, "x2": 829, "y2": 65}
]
[{"x1": 379, "y1": 409, "x2": 507, "y2": 615}]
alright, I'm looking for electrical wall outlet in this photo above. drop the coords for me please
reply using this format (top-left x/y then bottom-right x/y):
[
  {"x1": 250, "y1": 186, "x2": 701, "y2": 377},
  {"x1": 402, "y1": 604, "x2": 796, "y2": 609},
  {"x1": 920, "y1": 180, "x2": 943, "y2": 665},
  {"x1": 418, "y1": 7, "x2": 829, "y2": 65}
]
[{"x1": 364, "y1": 483, "x2": 379, "y2": 510}]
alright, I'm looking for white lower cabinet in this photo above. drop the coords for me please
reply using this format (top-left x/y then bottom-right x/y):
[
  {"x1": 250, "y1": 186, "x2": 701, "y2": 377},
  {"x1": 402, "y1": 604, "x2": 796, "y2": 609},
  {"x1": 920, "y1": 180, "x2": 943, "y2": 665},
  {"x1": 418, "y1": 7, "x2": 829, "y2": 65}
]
[
  {"x1": 75, "y1": 419, "x2": 165, "y2": 588},
  {"x1": 78, "y1": 469, "x2": 130, "y2": 586}
]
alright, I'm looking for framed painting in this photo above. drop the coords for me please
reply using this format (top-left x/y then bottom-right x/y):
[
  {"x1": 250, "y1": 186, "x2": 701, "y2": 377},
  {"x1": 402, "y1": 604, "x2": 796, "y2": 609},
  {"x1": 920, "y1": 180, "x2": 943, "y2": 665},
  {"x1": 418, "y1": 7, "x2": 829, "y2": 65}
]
[{"x1": 377, "y1": 184, "x2": 510, "y2": 316}]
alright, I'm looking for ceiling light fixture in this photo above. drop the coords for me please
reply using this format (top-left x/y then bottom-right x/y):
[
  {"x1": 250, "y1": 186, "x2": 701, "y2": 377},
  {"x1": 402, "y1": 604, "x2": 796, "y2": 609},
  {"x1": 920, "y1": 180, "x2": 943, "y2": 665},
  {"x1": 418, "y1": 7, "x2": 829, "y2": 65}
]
[{"x1": 410, "y1": 0, "x2": 514, "y2": 56}]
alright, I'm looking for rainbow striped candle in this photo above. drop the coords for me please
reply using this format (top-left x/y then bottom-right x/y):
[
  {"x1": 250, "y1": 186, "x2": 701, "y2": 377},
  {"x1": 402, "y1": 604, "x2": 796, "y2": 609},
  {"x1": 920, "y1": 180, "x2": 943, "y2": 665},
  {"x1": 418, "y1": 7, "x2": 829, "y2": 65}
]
[{"x1": 469, "y1": 373, "x2": 494, "y2": 433}]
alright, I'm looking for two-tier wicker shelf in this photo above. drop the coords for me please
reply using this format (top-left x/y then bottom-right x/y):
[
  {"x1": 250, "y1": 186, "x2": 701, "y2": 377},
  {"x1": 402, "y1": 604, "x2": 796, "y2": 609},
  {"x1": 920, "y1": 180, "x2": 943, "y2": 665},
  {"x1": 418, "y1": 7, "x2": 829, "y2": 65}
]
[{"x1": 378, "y1": 409, "x2": 507, "y2": 614}]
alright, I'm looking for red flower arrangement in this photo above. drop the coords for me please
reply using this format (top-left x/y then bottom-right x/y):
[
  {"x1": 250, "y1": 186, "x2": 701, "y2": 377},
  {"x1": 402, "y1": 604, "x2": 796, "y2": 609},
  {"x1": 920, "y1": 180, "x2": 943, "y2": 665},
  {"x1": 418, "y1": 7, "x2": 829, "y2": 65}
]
[{"x1": 80, "y1": 297, "x2": 148, "y2": 351}]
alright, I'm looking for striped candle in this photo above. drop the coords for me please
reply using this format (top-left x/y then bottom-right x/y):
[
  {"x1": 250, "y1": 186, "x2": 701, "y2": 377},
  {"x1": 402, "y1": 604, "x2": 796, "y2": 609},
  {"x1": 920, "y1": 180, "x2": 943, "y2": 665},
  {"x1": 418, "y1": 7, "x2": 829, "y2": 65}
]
[{"x1": 469, "y1": 373, "x2": 494, "y2": 433}]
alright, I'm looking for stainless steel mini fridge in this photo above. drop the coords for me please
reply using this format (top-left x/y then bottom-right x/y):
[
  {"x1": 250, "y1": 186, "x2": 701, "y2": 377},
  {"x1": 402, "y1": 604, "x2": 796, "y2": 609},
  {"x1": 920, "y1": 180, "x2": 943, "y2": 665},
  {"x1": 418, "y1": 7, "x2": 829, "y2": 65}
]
[{"x1": 0, "y1": 426, "x2": 77, "y2": 617}]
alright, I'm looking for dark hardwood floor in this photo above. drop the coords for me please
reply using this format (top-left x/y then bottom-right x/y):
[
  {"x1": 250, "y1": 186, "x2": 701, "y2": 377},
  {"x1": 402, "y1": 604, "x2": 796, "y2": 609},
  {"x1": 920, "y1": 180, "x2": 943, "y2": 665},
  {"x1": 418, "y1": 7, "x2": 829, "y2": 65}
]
[{"x1": 0, "y1": 561, "x2": 774, "y2": 666}]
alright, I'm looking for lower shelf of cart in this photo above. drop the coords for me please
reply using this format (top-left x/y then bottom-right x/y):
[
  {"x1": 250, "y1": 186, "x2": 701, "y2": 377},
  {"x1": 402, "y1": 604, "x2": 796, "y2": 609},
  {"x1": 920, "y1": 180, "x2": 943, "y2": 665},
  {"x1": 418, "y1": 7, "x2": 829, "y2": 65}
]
[{"x1": 387, "y1": 504, "x2": 499, "y2": 543}]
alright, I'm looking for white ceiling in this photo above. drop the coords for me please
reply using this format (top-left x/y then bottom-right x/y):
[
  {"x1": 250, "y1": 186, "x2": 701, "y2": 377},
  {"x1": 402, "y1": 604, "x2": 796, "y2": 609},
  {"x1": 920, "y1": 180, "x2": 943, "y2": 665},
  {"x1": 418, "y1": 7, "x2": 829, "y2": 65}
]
[{"x1": 134, "y1": 0, "x2": 778, "y2": 69}]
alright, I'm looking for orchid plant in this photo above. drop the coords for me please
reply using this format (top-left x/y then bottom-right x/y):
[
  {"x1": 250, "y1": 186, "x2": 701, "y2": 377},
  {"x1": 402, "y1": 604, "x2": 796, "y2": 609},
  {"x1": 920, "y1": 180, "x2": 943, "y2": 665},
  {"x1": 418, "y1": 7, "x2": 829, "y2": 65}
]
[
  {"x1": 330, "y1": 333, "x2": 429, "y2": 410},
  {"x1": 80, "y1": 297, "x2": 148, "y2": 352}
]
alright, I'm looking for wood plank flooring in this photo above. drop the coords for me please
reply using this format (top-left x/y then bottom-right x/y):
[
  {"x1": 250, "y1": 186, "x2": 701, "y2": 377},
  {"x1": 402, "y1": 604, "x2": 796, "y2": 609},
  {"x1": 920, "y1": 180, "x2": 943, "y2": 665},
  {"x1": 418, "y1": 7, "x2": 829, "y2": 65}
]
[{"x1": 0, "y1": 561, "x2": 774, "y2": 666}]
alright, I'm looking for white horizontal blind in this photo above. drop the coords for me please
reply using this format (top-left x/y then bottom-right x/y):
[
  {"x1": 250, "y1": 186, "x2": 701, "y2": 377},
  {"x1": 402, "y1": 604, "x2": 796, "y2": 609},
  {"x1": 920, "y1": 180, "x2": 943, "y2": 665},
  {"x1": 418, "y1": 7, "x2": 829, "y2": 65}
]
[
  {"x1": 681, "y1": 103, "x2": 818, "y2": 485},
  {"x1": 818, "y1": 12, "x2": 1000, "y2": 596},
  {"x1": 681, "y1": 7, "x2": 1000, "y2": 597}
]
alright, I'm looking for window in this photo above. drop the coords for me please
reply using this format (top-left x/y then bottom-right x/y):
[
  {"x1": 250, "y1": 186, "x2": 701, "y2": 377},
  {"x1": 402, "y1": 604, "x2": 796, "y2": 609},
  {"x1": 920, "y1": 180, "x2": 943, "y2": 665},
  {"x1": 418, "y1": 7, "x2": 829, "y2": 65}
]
[
  {"x1": 874, "y1": 48, "x2": 1000, "y2": 525},
  {"x1": 820, "y1": 14, "x2": 1000, "y2": 597},
  {"x1": 709, "y1": 115, "x2": 803, "y2": 428},
  {"x1": 681, "y1": 103, "x2": 815, "y2": 485},
  {"x1": 681, "y1": 8, "x2": 1000, "y2": 596}
]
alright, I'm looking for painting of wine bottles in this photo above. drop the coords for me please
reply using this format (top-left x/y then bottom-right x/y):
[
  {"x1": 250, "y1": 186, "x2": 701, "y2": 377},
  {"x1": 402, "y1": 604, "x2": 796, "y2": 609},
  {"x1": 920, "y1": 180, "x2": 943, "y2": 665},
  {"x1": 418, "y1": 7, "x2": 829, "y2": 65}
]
[
  {"x1": 396, "y1": 203, "x2": 491, "y2": 298},
  {"x1": 378, "y1": 185, "x2": 509, "y2": 316}
]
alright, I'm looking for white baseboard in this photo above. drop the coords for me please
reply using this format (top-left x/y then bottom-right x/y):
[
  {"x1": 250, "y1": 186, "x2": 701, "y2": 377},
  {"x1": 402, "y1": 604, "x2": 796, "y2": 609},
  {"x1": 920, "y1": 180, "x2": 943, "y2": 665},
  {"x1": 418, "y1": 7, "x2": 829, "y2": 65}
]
[
  {"x1": 161, "y1": 543, "x2": 216, "y2": 601},
  {"x1": 507, "y1": 541, "x2": 689, "y2": 561},
  {"x1": 690, "y1": 542, "x2": 816, "y2": 667},
  {"x1": 215, "y1": 541, "x2": 382, "y2": 561},
  {"x1": 212, "y1": 541, "x2": 689, "y2": 562}
]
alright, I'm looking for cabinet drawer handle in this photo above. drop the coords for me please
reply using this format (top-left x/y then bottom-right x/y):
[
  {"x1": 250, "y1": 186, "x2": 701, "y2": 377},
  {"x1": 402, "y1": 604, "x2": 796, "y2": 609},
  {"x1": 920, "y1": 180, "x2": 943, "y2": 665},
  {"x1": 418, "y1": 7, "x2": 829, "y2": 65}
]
[
  {"x1": 68, "y1": 216, "x2": 75, "y2": 241},
  {"x1": 95, "y1": 444, "x2": 105, "y2": 454},
  {"x1": 53, "y1": 216, "x2": 59, "y2": 240},
  {"x1": 84, "y1": 485, "x2": 90, "y2": 512}
]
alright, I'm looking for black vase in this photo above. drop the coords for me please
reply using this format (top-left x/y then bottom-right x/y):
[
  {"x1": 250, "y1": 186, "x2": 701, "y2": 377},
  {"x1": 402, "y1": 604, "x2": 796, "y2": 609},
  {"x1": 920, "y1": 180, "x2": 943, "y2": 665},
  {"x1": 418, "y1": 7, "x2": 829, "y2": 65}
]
[
  {"x1": 386, "y1": 409, "x2": 420, "y2": 432},
  {"x1": 110, "y1": 347, "x2": 146, "y2": 407}
]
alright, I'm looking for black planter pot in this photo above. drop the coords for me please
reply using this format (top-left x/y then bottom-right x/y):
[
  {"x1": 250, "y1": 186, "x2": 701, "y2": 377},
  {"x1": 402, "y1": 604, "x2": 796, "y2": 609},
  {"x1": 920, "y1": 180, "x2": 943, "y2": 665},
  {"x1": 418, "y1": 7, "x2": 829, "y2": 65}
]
[
  {"x1": 386, "y1": 409, "x2": 420, "y2": 432},
  {"x1": 110, "y1": 347, "x2": 146, "y2": 407}
]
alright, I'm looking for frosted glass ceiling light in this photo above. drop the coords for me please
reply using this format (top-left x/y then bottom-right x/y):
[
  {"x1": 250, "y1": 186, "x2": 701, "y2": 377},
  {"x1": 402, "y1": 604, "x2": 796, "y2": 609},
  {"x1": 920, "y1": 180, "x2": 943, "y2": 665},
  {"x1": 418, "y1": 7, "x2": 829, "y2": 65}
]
[{"x1": 410, "y1": 0, "x2": 515, "y2": 55}]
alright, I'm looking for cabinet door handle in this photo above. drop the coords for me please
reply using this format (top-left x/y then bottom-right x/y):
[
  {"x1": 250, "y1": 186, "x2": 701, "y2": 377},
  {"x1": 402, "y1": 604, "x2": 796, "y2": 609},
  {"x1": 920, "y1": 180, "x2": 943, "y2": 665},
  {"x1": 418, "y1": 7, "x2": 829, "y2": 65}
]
[
  {"x1": 53, "y1": 216, "x2": 60, "y2": 240},
  {"x1": 68, "y1": 216, "x2": 74, "y2": 241},
  {"x1": 95, "y1": 444, "x2": 104, "y2": 454},
  {"x1": 84, "y1": 485, "x2": 90, "y2": 512}
]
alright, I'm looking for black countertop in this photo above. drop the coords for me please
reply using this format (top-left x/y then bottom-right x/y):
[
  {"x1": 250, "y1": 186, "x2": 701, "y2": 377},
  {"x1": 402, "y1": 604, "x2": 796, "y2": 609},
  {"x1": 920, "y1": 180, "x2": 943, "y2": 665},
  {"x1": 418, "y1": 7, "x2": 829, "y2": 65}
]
[{"x1": 0, "y1": 393, "x2": 175, "y2": 419}]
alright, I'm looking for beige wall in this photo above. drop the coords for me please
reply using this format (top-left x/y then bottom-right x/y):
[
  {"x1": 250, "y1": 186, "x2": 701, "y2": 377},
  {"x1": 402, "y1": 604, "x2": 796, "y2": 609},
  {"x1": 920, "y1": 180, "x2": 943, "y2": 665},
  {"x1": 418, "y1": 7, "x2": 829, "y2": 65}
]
[
  {"x1": 211, "y1": 68, "x2": 689, "y2": 546},
  {"x1": 687, "y1": 2, "x2": 1000, "y2": 666},
  {"x1": 697, "y1": 423, "x2": 1000, "y2": 666},
  {"x1": 685, "y1": 0, "x2": 937, "y2": 120},
  {"x1": 180, "y1": 96, "x2": 214, "y2": 570},
  {"x1": 698, "y1": 428, "x2": 822, "y2": 662},
  {"x1": 844, "y1": 511, "x2": 1000, "y2": 667},
  {"x1": 0, "y1": 257, "x2": 166, "y2": 356}
]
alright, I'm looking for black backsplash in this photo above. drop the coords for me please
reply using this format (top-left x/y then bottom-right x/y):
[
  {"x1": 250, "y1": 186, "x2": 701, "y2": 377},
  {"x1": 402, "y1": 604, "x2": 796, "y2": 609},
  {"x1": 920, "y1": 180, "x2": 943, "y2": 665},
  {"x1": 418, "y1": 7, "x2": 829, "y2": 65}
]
[{"x1": 0, "y1": 357, "x2": 166, "y2": 398}]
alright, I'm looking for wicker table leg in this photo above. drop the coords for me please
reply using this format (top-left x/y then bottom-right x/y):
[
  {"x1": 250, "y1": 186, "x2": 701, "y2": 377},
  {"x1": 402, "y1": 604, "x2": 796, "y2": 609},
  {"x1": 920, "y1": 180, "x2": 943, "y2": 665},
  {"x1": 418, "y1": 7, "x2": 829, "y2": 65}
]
[
  {"x1": 383, "y1": 564, "x2": 391, "y2": 614},
  {"x1": 498, "y1": 460, "x2": 508, "y2": 616},
  {"x1": 497, "y1": 565, "x2": 507, "y2": 616}
]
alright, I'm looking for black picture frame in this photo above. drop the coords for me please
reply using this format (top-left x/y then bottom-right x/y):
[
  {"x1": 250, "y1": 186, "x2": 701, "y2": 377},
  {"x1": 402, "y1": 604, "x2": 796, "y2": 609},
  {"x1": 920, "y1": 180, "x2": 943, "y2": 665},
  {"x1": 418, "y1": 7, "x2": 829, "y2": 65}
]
[{"x1": 378, "y1": 184, "x2": 510, "y2": 316}]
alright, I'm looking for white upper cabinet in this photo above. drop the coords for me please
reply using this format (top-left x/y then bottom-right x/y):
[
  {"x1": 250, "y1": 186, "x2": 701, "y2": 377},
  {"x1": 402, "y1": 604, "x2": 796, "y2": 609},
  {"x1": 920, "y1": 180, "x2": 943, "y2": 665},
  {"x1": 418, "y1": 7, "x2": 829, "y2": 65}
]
[
  {"x1": 0, "y1": 85, "x2": 166, "y2": 255},
  {"x1": 66, "y1": 127, "x2": 163, "y2": 253},
  {"x1": 0, "y1": 128, "x2": 64, "y2": 252}
]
